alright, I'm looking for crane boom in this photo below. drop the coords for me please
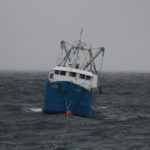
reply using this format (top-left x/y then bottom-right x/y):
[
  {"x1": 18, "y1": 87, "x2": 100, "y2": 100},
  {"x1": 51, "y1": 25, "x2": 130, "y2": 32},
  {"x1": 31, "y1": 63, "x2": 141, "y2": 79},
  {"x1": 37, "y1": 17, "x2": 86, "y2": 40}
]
[{"x1": 83, "y1": 47, "x2": 105, "y2": 70}]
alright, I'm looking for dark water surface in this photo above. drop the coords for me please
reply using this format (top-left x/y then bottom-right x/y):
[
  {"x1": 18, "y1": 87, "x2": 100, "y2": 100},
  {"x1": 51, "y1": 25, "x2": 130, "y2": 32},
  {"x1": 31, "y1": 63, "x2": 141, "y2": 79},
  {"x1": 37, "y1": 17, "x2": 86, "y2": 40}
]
[{"x1": 0, "y1": 71, "x2": 150, "y2": 150}]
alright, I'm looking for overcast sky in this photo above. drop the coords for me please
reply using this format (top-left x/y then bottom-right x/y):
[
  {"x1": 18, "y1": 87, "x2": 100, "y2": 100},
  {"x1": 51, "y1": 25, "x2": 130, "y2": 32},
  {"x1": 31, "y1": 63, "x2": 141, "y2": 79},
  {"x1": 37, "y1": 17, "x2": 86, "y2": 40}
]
[{"x1": 0, "y1": 0, "x2": 150, "y2": 72}]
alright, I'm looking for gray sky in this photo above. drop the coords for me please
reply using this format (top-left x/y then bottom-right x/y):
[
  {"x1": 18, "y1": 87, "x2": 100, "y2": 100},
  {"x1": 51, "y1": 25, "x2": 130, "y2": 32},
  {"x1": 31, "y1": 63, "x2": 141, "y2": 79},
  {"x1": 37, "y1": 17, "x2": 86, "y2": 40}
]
[{"x1": 0, "y1": 0, "x2": 150, "y2": 72}]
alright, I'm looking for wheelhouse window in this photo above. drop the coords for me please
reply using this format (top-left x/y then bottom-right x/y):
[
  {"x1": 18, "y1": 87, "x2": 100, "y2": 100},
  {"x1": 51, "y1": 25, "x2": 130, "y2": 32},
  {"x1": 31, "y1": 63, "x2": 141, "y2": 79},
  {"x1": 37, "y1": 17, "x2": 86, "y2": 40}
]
[
  {"x1": 55, "y1": 70, "x2": 59, "y2": 75},
  {"x1": 79, "y1": 74, "x2": 85, "y2": 79},
  {"x1": 60, "y1": 71, "x2": 66, "y2": 76},
  {"x1": 50, "y1": 73, "x2": 53, "y2": 78},
  {"x1": 69, "y1": 72, "x2": 76, "y2": 77},
  {"x1": 86, "y1": 75, "x2": 91, "y2": 80}
]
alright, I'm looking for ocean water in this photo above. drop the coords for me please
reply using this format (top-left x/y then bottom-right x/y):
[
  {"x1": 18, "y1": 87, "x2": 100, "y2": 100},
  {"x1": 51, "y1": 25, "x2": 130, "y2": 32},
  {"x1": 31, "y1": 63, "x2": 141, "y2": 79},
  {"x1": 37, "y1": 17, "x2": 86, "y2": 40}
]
[{"x1": 0, "y1": 71, "x2": 150, "y2": 150}]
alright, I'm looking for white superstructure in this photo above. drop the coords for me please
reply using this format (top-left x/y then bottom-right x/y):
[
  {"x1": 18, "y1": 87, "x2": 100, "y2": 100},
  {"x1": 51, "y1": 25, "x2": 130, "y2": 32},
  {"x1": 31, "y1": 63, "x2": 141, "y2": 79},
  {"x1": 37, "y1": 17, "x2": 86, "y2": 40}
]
[{"x1": 49, "y1": 66, "x2": 98, "y2": 91}]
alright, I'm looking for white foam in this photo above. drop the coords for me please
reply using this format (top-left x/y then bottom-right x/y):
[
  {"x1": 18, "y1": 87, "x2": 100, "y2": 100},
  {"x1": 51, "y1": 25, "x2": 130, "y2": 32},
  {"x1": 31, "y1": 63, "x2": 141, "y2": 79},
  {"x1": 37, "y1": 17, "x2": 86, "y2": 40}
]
[
  {"x1": 29, "y1": 108, "x2": 42, "y2": 112},
  {"x1": 101, "y1": 106, "x2": 107, "y2": 109},
  {"x1": 23, "y1": 107, "x2": 42, "y2": 113},
  {"x1": 97, "y1": 106, "x2": 107, "y2": 110}
]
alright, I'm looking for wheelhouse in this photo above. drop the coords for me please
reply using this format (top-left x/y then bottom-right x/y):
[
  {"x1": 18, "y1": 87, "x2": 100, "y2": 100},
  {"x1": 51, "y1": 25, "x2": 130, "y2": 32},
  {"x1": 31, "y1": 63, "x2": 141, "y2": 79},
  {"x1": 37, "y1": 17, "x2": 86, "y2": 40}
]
[
  {"x1": 49, "y1": 66, "x2": 98, "y2": 90},
  {"x1": 52, "y1": 68, "x2": 92, "y2": 80}
]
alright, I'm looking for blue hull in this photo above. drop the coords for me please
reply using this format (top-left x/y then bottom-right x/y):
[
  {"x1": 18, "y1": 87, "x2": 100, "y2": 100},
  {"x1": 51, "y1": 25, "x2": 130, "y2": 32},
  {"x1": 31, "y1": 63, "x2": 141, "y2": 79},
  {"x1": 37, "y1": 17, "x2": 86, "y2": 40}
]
[{"x1": 43, "y1": 81, "x2": 95, "y2": 117}]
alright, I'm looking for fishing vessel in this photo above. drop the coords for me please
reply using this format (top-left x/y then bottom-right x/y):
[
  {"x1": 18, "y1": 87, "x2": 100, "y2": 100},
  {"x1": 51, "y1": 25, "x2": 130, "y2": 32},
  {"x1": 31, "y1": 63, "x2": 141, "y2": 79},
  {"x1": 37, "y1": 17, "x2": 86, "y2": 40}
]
[{"x1": 43, "y1": 30, "x2": 105, "y2": 117}]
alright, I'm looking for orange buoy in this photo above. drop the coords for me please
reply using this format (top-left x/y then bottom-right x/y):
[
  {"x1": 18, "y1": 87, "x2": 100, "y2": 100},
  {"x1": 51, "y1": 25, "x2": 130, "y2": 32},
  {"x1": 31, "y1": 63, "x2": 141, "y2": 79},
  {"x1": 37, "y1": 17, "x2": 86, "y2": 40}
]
[{"x1": 66, "y1": 110, "x2": 72, "y2": 115}]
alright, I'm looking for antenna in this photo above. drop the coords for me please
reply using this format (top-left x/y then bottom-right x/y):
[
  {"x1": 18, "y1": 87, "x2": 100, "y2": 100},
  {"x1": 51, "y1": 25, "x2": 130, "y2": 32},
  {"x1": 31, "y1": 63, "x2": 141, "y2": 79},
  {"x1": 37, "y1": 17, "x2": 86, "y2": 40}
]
[{"x1": 79, "y1": 28, "x2": 83, "y2": 42}]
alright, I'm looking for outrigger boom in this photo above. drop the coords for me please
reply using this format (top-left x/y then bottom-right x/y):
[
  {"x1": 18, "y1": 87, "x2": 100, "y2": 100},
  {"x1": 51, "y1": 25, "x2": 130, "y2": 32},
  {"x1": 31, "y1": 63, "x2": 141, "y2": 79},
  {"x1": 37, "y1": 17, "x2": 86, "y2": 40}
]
[{"x1": 59, "y1": 32, "x2": 105, "y2": 74}]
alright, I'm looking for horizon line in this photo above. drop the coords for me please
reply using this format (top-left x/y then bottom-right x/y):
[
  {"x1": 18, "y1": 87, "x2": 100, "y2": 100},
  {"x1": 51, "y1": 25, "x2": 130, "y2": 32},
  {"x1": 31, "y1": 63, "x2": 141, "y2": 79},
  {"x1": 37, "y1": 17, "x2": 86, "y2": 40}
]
[{"x1": 0, "y1": 69, "x2": 150, "y2": 74}]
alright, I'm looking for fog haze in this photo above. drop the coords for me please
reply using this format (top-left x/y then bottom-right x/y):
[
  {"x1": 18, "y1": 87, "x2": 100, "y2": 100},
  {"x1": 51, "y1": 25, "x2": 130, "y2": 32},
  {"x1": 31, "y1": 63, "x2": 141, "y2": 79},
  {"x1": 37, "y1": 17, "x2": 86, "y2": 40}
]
[{"x1": 0, "y1": 0, "x2": 150, "y2": 72}]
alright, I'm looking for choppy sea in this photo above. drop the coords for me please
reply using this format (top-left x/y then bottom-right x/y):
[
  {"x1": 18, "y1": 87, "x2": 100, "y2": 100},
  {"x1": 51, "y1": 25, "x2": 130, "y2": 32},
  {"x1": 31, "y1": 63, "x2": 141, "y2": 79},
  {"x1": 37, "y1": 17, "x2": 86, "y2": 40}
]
[{"x1": 0, "y1": 71, "x2": 150, "y2": 150}]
